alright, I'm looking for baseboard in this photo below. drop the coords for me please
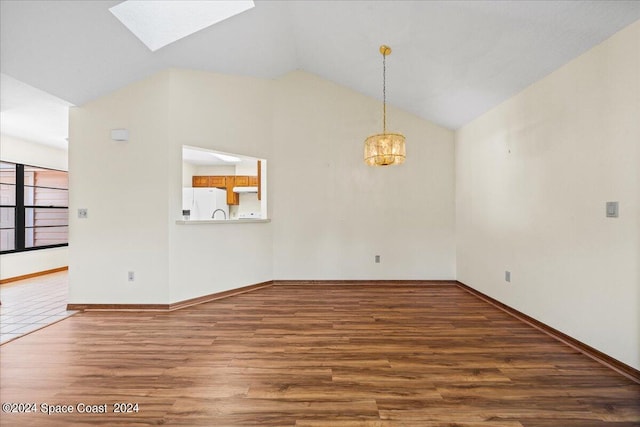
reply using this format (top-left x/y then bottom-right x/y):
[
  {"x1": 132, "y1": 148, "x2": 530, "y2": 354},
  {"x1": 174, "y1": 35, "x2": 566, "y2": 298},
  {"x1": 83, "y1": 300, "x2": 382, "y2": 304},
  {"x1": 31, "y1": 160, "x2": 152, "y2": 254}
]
[
  {"x1": 274, "y1": 279, "x2": 456, "y2": 285},
  {"x1": 168, "y1": 280, "x2": 273, "y2": 311},
  {"x1": 67, "y1": 280, "x2": 274, "y2": 312},
  {"x1": 66, "y1": 303, "x2": 170, "y2": 311},
  {"x1": 0, "y1": 266, "x2": 68, "y2": 285},
  {"x1": 67, "y1": 280, "x2": 447, "y2": 311},
  {"x1": 456, "y1": 280, "x2": 640, "y2": 384}
]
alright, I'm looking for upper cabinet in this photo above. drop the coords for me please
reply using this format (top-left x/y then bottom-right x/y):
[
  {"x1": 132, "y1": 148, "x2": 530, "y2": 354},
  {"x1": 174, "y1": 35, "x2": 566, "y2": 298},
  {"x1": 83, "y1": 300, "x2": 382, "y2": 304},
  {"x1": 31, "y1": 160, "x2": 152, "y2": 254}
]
[
  {"x1": 210, "y1": 176, "x2": 226, "y2": 187},
  {"x1": 190, "y1": 175, "x2": 259, "y2": 206},
  {"x1": 192, "y1": 176, "x2": 209, "y2": 187},
  {"x1": 234, "y1": 176, "x2": 249, "y2": 186}
]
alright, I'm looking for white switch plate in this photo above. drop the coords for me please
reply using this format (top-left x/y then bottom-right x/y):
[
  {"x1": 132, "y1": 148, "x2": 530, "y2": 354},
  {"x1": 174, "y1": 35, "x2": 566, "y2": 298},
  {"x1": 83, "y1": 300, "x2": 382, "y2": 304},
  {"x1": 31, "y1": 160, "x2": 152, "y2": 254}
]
[
  {"x1": 606, "y1": 201, "x2": 618, "y2": 218},
  {"x1": 78, "y1": 208, "x2": 88, "y2": 219}
]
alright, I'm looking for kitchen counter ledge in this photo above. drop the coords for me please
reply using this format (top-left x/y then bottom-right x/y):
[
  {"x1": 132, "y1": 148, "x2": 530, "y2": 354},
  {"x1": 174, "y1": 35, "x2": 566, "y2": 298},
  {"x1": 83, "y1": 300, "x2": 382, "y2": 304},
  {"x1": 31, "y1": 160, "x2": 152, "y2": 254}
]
[{"x1": 175, "y1": 219, "x2": 270, "y2": 225}]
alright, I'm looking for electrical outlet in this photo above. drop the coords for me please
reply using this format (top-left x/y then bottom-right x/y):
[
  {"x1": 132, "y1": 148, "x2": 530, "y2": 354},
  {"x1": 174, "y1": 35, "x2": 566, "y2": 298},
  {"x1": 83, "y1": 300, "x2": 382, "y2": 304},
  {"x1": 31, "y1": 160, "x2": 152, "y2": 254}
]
[
  {"x1": 505, "y1": 271, "x2": 511, "y2": 283},
  {"x1": 78, "y1": 208, "x2": 88, "y2": 219},
  {"x1": 375, "y1": 255, "x2": 380, "y2": 263},
  {"x1": 128, "y1": 271, "x2": 135, "y2": 282}
]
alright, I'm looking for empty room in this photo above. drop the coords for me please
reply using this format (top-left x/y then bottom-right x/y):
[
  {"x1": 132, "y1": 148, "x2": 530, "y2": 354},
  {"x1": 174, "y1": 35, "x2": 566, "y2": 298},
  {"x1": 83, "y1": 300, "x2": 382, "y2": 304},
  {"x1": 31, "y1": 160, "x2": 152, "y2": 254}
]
[{"x1": 0, "y1": 1, "x2": 639, "y2": 426}]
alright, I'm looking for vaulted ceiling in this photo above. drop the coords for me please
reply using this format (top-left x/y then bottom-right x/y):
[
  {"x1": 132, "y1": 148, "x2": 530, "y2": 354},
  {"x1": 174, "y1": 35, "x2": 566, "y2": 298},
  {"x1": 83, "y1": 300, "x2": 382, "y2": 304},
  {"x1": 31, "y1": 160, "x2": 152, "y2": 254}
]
[{"x1": 2, "y1": 1, "x2": 640, "y2": 149}]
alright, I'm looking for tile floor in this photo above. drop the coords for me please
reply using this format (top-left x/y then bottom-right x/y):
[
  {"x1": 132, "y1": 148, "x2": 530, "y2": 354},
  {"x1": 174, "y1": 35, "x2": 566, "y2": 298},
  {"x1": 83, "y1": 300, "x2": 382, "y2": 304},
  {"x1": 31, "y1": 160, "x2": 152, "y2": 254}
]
[{"x1": 0, "y1": 271, "x2": 76, "y2": 344}]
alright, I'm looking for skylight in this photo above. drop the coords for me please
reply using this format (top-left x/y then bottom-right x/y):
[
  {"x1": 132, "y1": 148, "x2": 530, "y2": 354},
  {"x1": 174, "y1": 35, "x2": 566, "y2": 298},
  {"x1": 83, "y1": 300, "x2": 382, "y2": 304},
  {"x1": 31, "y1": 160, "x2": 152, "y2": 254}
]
[{"x1": 109, "y1": 0, "x2": 255, "y2": 52}]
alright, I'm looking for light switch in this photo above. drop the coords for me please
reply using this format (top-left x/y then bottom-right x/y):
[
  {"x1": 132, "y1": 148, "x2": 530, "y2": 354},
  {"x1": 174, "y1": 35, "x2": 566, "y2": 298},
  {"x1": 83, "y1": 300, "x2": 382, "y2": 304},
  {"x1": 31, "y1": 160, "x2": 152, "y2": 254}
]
[{"x1": 606, "y1": 202, "x2": 618, "y2": 218}]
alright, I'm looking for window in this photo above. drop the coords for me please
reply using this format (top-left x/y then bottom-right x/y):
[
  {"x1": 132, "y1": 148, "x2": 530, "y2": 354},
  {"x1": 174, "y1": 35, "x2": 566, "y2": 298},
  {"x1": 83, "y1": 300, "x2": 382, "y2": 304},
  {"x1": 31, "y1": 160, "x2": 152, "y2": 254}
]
[{"x1": 0, "y1": 162, "x2": 69, "y2": 253}]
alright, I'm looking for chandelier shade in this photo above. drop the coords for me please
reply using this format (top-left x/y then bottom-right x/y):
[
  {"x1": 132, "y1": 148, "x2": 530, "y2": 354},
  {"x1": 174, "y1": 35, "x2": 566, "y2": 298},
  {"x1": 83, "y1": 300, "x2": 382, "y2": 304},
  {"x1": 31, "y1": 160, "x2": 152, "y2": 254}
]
[
  {"x1": 364, "y1": 132, "x2": 406, "y2": 166},
  {"x1": 364, "y1": 45, "x2": 406, "y2": 166}
]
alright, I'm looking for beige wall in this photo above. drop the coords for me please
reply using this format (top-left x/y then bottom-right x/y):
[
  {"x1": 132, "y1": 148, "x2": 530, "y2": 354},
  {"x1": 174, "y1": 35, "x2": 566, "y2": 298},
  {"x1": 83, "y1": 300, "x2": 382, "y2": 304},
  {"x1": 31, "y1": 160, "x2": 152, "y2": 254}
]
[
  {"x1": 272, "y1": 72, "x2": 456, "y2": 279},
  {"x1": 0, "y1": 134, "x2": 68, "y2": 170},
  {"x1": 167, "y1": 69, "x2": 274, "y2": 302},
  {"x1": 0, "y1": 134, "x2": 68, "y2": 280},
  {"x1": 68, "y1": 71, "x2": 172, "y2": 304},
  {"x1": 455, "y1": 21, "x2": 639, "y2": 369},
  {"x1": 67, "y1": 67, "x2": 455, "y2": 305}
]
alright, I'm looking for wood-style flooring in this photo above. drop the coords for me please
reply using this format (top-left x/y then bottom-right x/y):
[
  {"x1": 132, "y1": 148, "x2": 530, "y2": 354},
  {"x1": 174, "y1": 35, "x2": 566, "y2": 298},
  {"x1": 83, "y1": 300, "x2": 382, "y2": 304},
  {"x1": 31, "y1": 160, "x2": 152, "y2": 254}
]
[{"x1": 1, "y1": 283, "x2": 639, "y2": 426}]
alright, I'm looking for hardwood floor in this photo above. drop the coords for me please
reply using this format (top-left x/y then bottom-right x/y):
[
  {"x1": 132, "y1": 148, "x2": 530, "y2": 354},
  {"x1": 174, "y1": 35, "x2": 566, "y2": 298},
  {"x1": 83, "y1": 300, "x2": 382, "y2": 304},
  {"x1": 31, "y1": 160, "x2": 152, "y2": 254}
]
[{"x1": 1, "y1": 284, "x2": 638, "y2": 426}]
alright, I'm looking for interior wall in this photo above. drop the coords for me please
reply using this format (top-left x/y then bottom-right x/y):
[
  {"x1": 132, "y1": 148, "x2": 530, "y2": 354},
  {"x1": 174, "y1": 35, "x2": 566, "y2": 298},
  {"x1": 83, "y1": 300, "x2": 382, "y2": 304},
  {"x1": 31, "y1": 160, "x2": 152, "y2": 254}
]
[
  {"x1": 182, "y1": 161, "x2": 196, "y2": 187},
  {"x1": 194, "y1": 165, "x2": 236, "y2": 176},
  {"x1": 0, "y1": 247, "x2": 68, "y2": 281},
  {"x1": 167, "y1": 69, "x2": 274, "y2": 303},
  {"x1": 455, "y1": 21, "x2": 639, "y2": 369},
  {"x1": 0, "y1": 134, "x2": 69, "y2": 280},
  {"x1": 0, "y1": 134, "x2": 68, "y2": 170},
  {"x1": 272, "y1": 71, "x2": 456, "y2": 280},
  {"x1": 67, "y1": 66, "x2": 454, "y2": 304},
  {"x1": 68, "y1": 71, "x2": 172, "y2": 304}
]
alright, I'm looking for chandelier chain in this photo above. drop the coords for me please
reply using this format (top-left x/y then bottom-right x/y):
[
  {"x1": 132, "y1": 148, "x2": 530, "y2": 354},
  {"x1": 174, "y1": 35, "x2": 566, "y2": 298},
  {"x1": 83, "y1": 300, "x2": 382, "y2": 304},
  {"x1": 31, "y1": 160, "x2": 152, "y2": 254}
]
[
  {"x1": 364, "y1": 45, "x2": 405, "y2": 166},
  {"x1": 383, "y1": 51, "x2": 387, "y2": 134}
]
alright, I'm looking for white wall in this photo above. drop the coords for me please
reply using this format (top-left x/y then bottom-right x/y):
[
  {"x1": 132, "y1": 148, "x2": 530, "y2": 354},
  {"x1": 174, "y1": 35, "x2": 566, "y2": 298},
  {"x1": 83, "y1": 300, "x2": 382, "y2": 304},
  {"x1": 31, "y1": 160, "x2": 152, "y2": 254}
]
[
  {"x1": 0, "y1": 134, "x2": 68, "y2": 280},
  {"x1": 272, "y1": 72, "x2": 456, "y2": 280},
  {"x1": 167, "y1": 69, "x2": 275, "y2": 303},
  {"x1": 194, "y1": 165, "x2": 236, "y2": 176},
  {"x1": 68, "y1": 69, "x2": 276, "y2": 305},
  {"x1": 0, "y1": 246, "x2": 68, "y2": 281},
  {"x1": 68, "y1": 67, "x2": 454, "y2": 305},
  {"x1": 0, "y1": 134, "x2": 67, "y2": 170},
  {"x1": 68, "y1": 71, "x2": 172, "y2": 304},
  {"x1": 182, "y1": 161, "x2": 196, "y2": 187},
  {"x1": 456, "y1": 21, "x2": 640, "y2": 369}
]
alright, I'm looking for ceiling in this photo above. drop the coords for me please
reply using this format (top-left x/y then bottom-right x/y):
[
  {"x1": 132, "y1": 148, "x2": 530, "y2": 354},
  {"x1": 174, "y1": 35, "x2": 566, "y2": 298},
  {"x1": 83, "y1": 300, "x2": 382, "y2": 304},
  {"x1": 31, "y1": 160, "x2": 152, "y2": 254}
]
[{"x1": 2, "y1": 1, "x2": 640, "y2": 150}]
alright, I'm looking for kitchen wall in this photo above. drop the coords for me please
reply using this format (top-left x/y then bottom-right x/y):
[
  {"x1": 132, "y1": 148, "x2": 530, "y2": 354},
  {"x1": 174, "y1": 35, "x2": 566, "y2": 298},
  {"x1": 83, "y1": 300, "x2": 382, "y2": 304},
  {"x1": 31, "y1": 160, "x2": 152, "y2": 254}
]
[
  {"x1": 182, "y1": 161, "x2": 196, "y2": 187},
  {"x1": 193, "y1": 165, "x2": 236, "y2": 176},
  {"x1": 456, "y1": 21, "x2": 639, "y2": 369},
  {"x1": 0, "y1": 134, "x2": 68, "y2": 280},
  {"x1": 234, "y1": 160, "x2": 265, "y2": 218},
  {"x1": 272, "y1": 71, "x2": 456, "y2": 280}
]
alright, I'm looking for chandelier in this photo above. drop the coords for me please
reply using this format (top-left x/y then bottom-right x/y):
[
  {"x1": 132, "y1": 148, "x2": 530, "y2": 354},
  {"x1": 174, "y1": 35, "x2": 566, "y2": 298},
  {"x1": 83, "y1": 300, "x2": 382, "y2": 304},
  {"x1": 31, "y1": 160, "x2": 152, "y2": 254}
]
[{"x1": 364, "y1": 45, "x2": 406, "y2": 166}]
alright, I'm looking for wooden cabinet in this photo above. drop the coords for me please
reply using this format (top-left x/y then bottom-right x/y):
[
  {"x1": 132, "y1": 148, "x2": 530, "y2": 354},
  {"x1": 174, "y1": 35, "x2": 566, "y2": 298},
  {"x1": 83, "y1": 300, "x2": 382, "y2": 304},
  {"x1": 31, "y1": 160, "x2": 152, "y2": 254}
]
[
  {"x1": 225, "y1": 176, "x2": 239, "y2": 205},
  {"x1": 234, "y1": 176, "x2": 249, "y2": 186},
  {"x1": 192, "y1": 176, "x2": 209, "y2": 187},
  {"x1": 190, "y1": 174, "x2": 259, "y2": 206},
  {"x1": 210, "y1": 176, "x2": 226, "y2": 188},
  {"x1": 257, "y1": 160, "x2": 262, "y2": 201}
]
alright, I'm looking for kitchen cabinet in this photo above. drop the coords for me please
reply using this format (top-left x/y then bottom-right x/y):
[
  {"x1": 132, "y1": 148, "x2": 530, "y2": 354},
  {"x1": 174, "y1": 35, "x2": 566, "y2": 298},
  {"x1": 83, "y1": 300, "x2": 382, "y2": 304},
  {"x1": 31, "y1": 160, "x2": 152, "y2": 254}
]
[
  {"x1": 225, "y1": 177, "x2": 239, "y2": 205},
  {"x1": 192, "y1": 176, "x2": 209, "y2": 187},
  {"x1": 234, "y1": 176, "x2": 249, "y2": 186},
  {"x1": 190, "y1": 175, "x2": 258, "y2": 206},
  {"x1": 257, "y1": 160, "x2": 262, "y2": 201},
  {"x1": 210, "y1": 176, "x2": 226, "y2": 187}
]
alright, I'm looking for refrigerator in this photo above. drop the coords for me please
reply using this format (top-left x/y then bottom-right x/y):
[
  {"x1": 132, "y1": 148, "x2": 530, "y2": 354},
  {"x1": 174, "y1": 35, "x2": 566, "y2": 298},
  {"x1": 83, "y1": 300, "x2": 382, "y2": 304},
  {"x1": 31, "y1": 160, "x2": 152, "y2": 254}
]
[{"x1": 182, "y1": 188, "x2": 229, "y2": 220}]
